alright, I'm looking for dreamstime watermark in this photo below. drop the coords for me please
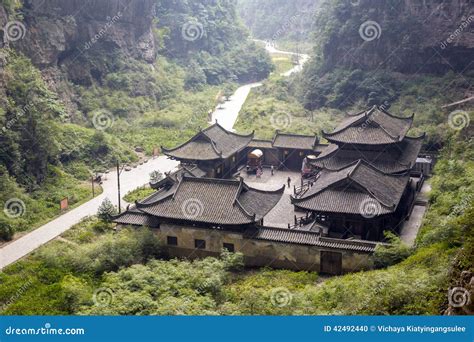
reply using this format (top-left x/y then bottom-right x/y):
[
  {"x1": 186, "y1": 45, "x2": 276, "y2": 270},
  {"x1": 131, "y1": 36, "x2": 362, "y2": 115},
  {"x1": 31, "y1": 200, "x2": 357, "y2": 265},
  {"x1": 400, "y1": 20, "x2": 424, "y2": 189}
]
[
  {"x1": 5, "y1": 323, "x2": 85, "y2": 336},
  {"x1": 83, "y1": 12, "x2": 123, "y2": 50},
  {"x1": 270, "y1": 287, "x2": 293, "y2": 307},
  {"x1": 448, "y1": 287, "x2": 471, "y2": 308},
  {"x1": 270, "y1": 113, "x2": 292, "y2": 130},
  {"x1": 181, "y1": 198, "x2": 204, "y2": 220},
  {"x1": 92, "y1": 110, "x2": 114, "y2": 130},
  {"x1": 3, "y1": 198, "x2": 26, "y2": 218},
  {"x1": 1, "y1": 103, "x2": 31, "y2": 133},
  {"x1": 181, "y1": 21, "x2": 204, "y2": 42},
  {"x1": 92, "y1": 288, "x2": 114, "y2": 307},
  {"x1": 357, "y1": 103, "x2": 389, "y2": 133},
  {"x1": 1, "y1": 278, "x2": 33, "y2": 311},
  {"x1": 2, "y1": 20, "x2": 26, "y2": 43},
  {"x1": 448, "y1": 110, "x2": 470, "y2": 131},
  {"x1": 359, "y1": 20, "x2": 382, "y2": 42},
  {"x1": 440, "y1": 15, "x2": 474, "y2": 50},
  {"x1": 267, "y1": 13, "x2": 303, "y2": 48},
  {"x1": 359, "y1": 198, "x2": 382, "y2": 219}
]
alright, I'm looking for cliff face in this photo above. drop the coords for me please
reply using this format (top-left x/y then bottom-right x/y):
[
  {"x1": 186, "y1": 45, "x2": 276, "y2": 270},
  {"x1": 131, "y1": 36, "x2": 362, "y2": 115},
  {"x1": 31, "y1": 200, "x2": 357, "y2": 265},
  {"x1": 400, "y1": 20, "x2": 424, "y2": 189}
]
[
  {"x1": 19, "y1": 0, "x2": 155, "y2": 82},
  {"x1": 0, "y1": 0, "x2": 156, "y2": 111},
  {"x1": 316, "y1": 0, "x2": 474, "y2": 74},
  {"x1": 0, "y1": 0, "x2": 159, "y2": 117}
]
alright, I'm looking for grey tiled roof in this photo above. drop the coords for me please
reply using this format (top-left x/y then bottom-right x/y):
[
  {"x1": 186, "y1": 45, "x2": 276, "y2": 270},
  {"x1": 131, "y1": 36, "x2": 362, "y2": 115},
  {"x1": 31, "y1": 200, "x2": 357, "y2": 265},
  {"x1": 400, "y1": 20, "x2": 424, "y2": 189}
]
[
  {"x1": 134, "y1": 176, "x2": 284, "y2": 225},
  {"x1": 162, "y1": 123, "x2": 253, "y2": 161},
  {"x1": 292, "y1": 160, "x2": 410, "y2": 215},
  {"x1": 150, "y1": 164, "x2": 207, "y2": 189},
  {"x1": 251, "y1": 227, "x2": 381, "y2": 252},
  {"x1": 312, "y1": 135, "x2": 424, "y2": 174},
  {"x1": 113, "y1": 211, "x2": 160, "y2": 227},
  {"x1": 323, "y1": 106, "x2": 414, "y2": 145},
  {"x1": 272, "y1": 132, "x2": 318, "y2": 150},
  {"x1": 248, "y1": 139, "x2": 275, "y2": 149}
]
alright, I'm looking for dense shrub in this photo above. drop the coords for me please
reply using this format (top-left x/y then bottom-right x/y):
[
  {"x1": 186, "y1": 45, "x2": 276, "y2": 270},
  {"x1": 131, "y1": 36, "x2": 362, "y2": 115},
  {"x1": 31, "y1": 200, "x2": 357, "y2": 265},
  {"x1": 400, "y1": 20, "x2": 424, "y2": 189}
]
[{"x1": 373, "y1": 232, "x2": 412, "y2": 268}]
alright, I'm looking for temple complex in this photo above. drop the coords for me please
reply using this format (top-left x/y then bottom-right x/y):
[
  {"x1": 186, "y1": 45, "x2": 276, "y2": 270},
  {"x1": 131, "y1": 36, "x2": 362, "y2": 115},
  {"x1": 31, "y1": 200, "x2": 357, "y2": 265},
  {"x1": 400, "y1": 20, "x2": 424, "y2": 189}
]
[{"x1": 114, "y1": 106, "x2": 427, "y2": 275}]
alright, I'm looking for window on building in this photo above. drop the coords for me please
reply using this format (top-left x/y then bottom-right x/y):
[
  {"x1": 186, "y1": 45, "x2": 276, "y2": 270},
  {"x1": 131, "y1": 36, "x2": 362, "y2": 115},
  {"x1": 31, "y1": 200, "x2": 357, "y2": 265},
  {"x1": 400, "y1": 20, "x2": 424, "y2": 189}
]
[
  {"x1": 223, "y1": 243, "x2": 235, "y2": 252},
  {"x1": 167, "y1": 236, "x2": 178, "y2": 246},
  {"x1": 194, "y1": 239, "x2": 206, "y2": 249}
]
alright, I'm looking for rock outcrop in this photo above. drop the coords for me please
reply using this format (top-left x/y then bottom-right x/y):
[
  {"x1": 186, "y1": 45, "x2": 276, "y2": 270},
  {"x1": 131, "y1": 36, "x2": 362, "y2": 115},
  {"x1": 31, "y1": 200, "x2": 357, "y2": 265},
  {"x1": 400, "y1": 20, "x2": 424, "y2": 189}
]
[
  {"x1": 318, "y1": 0, "x2": 474, "y2": 74},
  {"x1": 19, "y1": 0, "x2": 155, "y2": 82}
]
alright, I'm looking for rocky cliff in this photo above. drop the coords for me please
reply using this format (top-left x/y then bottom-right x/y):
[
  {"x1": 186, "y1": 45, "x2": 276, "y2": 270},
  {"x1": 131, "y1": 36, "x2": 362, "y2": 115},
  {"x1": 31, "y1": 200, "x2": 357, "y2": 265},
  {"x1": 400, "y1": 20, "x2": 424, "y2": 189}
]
[
  {"x1": 27, "y1": 1, "x2": 153, "y2": 80},
  {"x1": 1, "y1": 0, "x2": 156, "y2": 112},
  {"x1": 314, "y1": 0, "x2": 474, "y2": 74}
]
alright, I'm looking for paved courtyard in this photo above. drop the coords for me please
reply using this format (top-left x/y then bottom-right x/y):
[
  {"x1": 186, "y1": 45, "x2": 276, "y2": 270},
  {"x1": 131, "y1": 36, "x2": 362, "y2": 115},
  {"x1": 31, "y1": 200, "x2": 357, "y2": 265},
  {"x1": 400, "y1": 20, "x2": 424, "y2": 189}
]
[{"x1": 242, "y1": 169, "x2": 302, "y2": 228}]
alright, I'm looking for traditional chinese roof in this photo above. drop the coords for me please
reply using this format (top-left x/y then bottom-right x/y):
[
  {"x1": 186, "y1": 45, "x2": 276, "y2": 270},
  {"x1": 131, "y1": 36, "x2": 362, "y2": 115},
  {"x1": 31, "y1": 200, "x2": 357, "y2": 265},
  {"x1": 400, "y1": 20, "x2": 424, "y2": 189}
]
[
  {"x1": 250, "y1": 227, "x2": 382, "y2": 252},
  {"x1": 113, "y1": 210, "x2": 160, "y2": 227},
  {"x1": 311, "y1": 135, "x2": 425, "y2": 174},
  {"x1": 130, "y1": 176, "x2": 284, "y2": 225},
  {"x1": 292, "y1": 160, "x2": 410, "y2": 215},
  {"x1": 272, "y1": 132, "x2": 319, "y2": 150},
  {"x1": 161, "y1": 123, "x2": 254, "y2": 161},
  {"x1": 150, "y1": 164, "x2": 207, "y2": 189},
  {"x1": 322, "y1": 106, "x2": 414, "y2": 145},
  {"x1": 248, "y1": 139, "x2": 275, "y2": 149}
]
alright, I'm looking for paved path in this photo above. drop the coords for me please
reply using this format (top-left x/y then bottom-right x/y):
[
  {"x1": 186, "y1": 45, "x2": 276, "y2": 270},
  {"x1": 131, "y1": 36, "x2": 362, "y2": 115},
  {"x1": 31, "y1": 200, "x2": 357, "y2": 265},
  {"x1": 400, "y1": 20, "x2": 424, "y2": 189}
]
[
  {"x1": 210, "y1": 41, "x2": 310, "y2": 131},
  {"x1": 210, "y1": 82, "x2": 262, "y2": 131},
  {"x1": 400, "y1": 181, "x2": 431, "y2": 246},
  {"x1": 1, "y1": 42, "x2": 309, "y2": 270},
  {"x1": 0, "y1": 157, "x2": 178, "y2": 270},
  {"x1": 262, "y1": 42, "x2": 310, "y2": 77}
]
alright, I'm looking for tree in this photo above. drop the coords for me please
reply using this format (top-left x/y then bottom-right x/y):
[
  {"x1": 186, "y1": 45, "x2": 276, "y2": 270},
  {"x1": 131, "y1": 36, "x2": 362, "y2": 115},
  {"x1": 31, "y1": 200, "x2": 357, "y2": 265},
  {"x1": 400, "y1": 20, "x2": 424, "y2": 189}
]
[
  {"x1": 0, "y1": 216, "x2": 15, "y2": 241},
  {"x1": 149, "y1": 170, "x2": 163, "y2": 183},
  {"x1": 97, "y1": 198, "x2": 117, "y2": 222}
]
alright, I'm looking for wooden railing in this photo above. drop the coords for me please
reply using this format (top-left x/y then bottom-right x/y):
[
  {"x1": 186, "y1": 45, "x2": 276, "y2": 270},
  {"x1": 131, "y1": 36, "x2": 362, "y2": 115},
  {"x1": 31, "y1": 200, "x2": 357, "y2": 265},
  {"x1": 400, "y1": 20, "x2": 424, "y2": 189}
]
[
  {"x1": 287, "y1": 213, "x2": 315, "y2": 229},
  {"x1": 294, "y1": 175, "x2": 318, "y2": 197}
]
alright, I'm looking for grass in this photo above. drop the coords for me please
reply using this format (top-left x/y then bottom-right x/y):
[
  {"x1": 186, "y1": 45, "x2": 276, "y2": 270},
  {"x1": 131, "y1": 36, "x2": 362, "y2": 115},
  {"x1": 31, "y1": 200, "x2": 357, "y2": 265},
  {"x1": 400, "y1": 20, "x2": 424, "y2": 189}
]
[
  {"x1": 109, "y1": 85, "x2": 224, "y2": 155},
  {"x1": 271, "y1": 55, "x2": 294, "y2": 75},
  {"x1": 234, "y1": 77, "x2": 342, "y2": 140},
  {"x1": 123, "y1": 186, "x2": 155, "y2": 203},
  {"x1": 0, "y1": 166, "x2": 103, "y2": 242}
]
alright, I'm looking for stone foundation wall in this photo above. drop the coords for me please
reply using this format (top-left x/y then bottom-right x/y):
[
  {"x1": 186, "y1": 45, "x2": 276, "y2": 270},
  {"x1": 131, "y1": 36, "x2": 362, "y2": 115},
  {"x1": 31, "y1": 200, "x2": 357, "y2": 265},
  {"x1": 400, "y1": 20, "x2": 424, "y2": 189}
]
[{"x1": 156, "y1": 223, "x2": 373, "y2": 274}]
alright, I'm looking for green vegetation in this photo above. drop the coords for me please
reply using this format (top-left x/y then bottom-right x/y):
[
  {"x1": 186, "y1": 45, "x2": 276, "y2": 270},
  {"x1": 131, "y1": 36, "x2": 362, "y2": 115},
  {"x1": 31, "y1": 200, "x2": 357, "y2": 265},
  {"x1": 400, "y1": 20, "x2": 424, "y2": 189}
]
[
  {"x1": 97, "y1": 198, "x2": 118, "y2": 223},
  {"x1": 1, "y1": 0, "x2": 472, "y2": 317},
  {"x1": 156, "y1": 0, "x2": 273, "y2": 84},
  {"x1": 0, "y1": 0, "x2": 272, "y2": 241},
  {"x1": 0, "y1": 219, "x2": 163, "y2": 314},
  {"x1": 271, "y1": 55, "x2": 294, "y2": 75},
  {"x1": 123, "y1": 186, "x2": 155, "y2": 203},
  {"x1": 0, "y1": 51, "x2": 125, "y2": 240},
  {"x1": 237, "y1": 0, "x2": 319, "y2": 51},
  {"x1": 1, "y1": 134, "x2": 471, "y2": 315},
  {"x1": 234, "y1": 74, "x2": 340, "y2": 139}
]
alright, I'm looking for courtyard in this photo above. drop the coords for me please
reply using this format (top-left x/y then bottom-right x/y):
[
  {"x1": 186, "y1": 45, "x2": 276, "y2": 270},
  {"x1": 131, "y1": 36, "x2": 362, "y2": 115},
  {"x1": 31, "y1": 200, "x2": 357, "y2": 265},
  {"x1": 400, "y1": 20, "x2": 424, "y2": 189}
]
[{"x1": 241, "y1": 168, "x2": 303, "y2": 228}]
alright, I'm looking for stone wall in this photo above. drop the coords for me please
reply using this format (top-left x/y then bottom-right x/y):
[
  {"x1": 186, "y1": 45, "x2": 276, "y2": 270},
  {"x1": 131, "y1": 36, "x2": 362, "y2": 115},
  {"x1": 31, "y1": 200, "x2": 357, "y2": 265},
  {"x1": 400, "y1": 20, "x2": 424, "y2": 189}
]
[{"x1": 156, "y1": 223, "x2": 374, "y2": 274}]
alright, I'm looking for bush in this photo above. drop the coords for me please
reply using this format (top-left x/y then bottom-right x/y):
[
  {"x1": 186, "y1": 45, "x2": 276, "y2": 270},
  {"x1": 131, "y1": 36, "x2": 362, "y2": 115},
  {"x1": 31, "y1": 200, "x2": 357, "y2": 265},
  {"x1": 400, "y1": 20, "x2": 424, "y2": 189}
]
[
  {"x1": 373, "y1": 232, "x2": 412, "y2": 268},
  {"x1": 39, "y1": 227, "x2": 162, "y2": 275},
  {"x1": 0, "y1": 217, "x2": 14, "y2": 241}
]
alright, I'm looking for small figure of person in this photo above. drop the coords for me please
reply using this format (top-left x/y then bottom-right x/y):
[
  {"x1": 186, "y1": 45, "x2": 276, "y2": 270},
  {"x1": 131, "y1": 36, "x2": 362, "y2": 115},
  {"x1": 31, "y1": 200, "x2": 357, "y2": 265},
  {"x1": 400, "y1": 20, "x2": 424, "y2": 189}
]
[
  {"x1": 287, "y1": 176, "x2": 291, "y2": 188},
  {"x1": 271, "y1": 165, "x2": 274, "y2": 176}
]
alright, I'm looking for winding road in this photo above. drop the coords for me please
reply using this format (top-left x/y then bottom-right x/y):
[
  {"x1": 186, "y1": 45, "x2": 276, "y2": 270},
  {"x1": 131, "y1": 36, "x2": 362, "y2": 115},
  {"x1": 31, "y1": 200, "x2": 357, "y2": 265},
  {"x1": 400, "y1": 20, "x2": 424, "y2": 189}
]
[
  {"x1": 211, "y1": 41, "x2": 309, "y2": 131},
  {"x1": 0, "y1": 42, "x2": 309, "y2": 270},
  {"x1": 0, "y1": 157, "x2": 178, "y2": 270}
]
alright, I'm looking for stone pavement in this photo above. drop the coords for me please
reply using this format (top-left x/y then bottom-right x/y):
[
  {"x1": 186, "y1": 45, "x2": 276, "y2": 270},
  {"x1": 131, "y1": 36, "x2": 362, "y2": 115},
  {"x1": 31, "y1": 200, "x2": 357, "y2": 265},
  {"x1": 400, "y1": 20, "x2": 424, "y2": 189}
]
[
  {"x1": 0, "y1": 156, "x2": 178, "y2": 270},
  {"x1": 242, "y1": 169, "x2": 302, "y2": 228}
]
